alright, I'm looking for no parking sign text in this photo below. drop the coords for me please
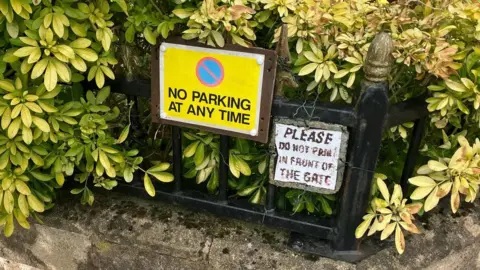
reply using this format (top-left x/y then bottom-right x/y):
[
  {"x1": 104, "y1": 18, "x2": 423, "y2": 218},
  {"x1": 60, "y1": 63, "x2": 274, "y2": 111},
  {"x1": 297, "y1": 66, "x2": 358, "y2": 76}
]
[{"x1": 152, "y1": 41, "x2": 277, "y2": 143}]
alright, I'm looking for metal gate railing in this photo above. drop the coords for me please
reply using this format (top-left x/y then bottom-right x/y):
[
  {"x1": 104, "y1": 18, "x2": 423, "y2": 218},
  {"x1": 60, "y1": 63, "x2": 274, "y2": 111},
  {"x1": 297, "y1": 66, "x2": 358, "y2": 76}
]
[{"x1": 107, "y1": 33, "x2": 427, "y2": 262}]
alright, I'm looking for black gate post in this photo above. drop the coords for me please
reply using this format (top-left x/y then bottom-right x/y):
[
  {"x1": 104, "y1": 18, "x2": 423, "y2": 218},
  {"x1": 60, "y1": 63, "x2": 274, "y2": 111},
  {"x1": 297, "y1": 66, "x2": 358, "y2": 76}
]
[{"x1": 332, "y1": 33, "x2": 393, "y2": 259}]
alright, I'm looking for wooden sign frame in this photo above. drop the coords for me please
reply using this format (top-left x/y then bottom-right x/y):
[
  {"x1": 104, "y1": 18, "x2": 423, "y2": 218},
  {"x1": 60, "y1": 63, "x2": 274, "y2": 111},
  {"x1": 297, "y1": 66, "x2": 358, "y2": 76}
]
[{"x1": 151, "y1": 38, "x2": 277, "y2": 143}]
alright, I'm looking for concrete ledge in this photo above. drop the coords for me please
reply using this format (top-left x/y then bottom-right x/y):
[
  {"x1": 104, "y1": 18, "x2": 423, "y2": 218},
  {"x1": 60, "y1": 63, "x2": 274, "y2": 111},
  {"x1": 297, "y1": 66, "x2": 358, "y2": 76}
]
[{"x1": 0, "y1": 191, "x2": 478, "y2": 269}]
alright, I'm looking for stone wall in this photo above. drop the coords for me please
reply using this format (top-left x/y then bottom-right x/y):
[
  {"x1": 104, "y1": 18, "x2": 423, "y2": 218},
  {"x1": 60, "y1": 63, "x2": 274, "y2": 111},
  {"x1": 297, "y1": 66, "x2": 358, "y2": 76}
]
[{"x1": 0, "y1": 191, "x2": 478, "y2": 269}]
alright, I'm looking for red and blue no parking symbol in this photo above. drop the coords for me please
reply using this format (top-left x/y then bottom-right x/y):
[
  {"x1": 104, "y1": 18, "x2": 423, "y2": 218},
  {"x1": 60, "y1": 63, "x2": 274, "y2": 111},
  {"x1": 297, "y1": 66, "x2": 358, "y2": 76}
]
[{"x1": 196, "y1": 57, "x2": 224, "y2": 87}]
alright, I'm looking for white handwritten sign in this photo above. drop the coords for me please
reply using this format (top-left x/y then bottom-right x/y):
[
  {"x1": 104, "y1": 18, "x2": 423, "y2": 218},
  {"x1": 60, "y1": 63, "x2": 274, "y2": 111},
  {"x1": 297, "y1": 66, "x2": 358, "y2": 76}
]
[{"x1": 271, "y1": 122, "x2": 347, "y2": 193}]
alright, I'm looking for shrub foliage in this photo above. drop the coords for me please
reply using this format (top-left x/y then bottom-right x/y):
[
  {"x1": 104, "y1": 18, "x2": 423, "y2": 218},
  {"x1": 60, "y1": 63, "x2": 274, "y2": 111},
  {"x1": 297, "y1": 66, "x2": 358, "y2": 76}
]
[{"x1": 1, "y1": 0, "x2": 479, "y2": 255}]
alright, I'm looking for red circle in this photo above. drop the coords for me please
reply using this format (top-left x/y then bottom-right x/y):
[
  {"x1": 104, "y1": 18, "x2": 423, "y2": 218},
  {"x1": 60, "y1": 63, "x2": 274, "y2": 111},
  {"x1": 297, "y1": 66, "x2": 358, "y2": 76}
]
[{"x1": 196, "y1": 57, "x2": 224, "y2": 87}]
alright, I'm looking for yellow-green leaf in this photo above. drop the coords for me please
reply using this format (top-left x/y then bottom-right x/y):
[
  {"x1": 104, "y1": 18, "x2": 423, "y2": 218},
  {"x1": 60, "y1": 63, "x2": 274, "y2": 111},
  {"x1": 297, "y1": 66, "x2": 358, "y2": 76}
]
[
  {"x1": 408, "y1": 176, "x2": 436, "y2": 187},
  {"x1": 10, "y1": 0, "x2": 22, "y2": 14},
  {"x1": 143, "y1": 27, "x2": 157, "y2": 45},
  {"x1": 44, "y1": 61, "x2": 57, "y2": 91},
  {"x1": 100, "y1": 66, "x2": 115, "y2": 80},
  {"x1": 95, "y1": 67, "x2": 105, "y2": 88},
  {"x1": 21, "y1": 59, "x2": 32, "y2": 75},
  {"x1": 22, "y1": 125, "x2": 32, "y2": 145},
  {"x1": 144, "y1": 174, "x2": 155, "y2": 197},
  {"x1": 424, "y1": 186, "x2": 440, "y2": 212},
  {"x1": 56, "y1": 172, "x2": 64, "y2": 186},
  {"x1": 4, "y1": 214, "x2": 13, "y2": 237},
  {"x1": 0, "y1": 151, "x2": 9, "y2": 170},
  {"x1": 11, "y1": 104, "x2": 22, "y2": 119},
  {"x1": 410, "y1": 186, "x2": 434, "y2": 200},
  {"x1": 3, "y1": 191, "x2": 13, "y2": 214},
  {"x1": 345, "y1": 57, "x2": 361, "y2": 64},
  {"x1": 21, "y1": 105, "x2": 31, "y2": 127},
  {"x1": 395, "y1": 225, "x2": 405, "y2": 254},
  {"x1": 1, "y1": 107, "x2": 11, "y2": 130},
  {"x1": 258, "y1": 159, "x2": 266, "y2": 174},
  {"x1": 14, "y1": 46, "x2": 38, "y2": 57},
  {"x1": 299, "y1": 63, "x2": 318, "y2": 76},
  {"x1": 31, "y1": 58, "x2": 49, "y2": 79},
  {"x1": 445, "y1": 80, "x2": 467, "y2": 92},
  {"x1": 211, "y1": 30, "x2": 224, "y2": 47},
  {"x1": 347, "y1": 72, "x2": 356, "y2": 88},
  {"x1": 7, "y1": 118, "x2": 21, "y2": 138},
  {"x1": 71, "y1": 21, "x2": 87, "y2": 37},
  {"x1": 113, "y1": 0, "x2": 128, "y2": 14},
  {"x1": 427, "y1": 160, "x2": 448, "y2": 171},
  {"x1": 96, "y1": 86, "x2": 110, "y2": 104},
  {"x1": 355, "y1": 217, "x2": 373, "y2": 238},
  {"x1": 380, "y1": 222, "x2": 396, "y2": 240},
  {"x1": 334, "y1": 69, "x2": 349, "y2": 79},
  {"x1": 238, "y1": 186, "x2": 257, "y2": 196},
  {"x1": 32, "y1": 116, "x2": 50, "y2": 132},
  {"x1": 235, "y1": 156, "x2": 251, "y2": 176},
  {"x1": 44, "y1": 13, "x2": 53, "y2": 28},
  {"x1": 173, "y1": 8, "x2": 194, "y2": 19},
  {"x1": 70, "y1": 56, "x2": 87, "y2": 72},
  {"x1": 2, "y1": 177, "x2": 12, "y2": 191},
  {"x1": 184, "y1": 141, "x2": 199, "y2": 158},
  {"x1": 20, "y1": 37, "x2": 38, "y2": 47},
  {"x1": 70, "y1": 38, "x2": 91, "y2": 49},
  {"x1": 314, "y1": 64, "x2": 323, "y2": 82},
  {"x1": 52, "y1": 14, "x2": 64, "y2": 37},
  {"x1": 101, "y1": 30, "x2": 111, "y2": 51},
  {"x1": 376, "y1": 177, "x2": 390, "y2": 203},
  {"x1": 437, "y1": 181, "x2": 452, "y2": 198},
  {"x1": 27, "y1": 48, "x2": 41, "y2": 64},
  {"x1": 116, "y1": 124, "x2": 129, "y2": 144},
  {"x1": 461, "y1": 78, "x2": 474, "y2": 89},
  {"x1": 15, "y1": 181, "x2": 31, "y2": 195},
  {"x1": 194, "y1": 143, "x2": 205, "y2": 166},
  {"x1": 24, "y1": 102, "x2": 41, "y2": 113},
  {"x1": 37, "y1": 100, "x2": 57, "y2": 113},
  {"x1": 27, "y1": 195, "x2": 44, "y2": 212},
  {"x1": 30, "y1": 171, "x2": 53, "y2": 181},
  {"x1": 304, "y1": 51, "x2": 321, "y2": 63},
  {"x1": 74, "y1": 48, "x2": 98, "y2": 62},
  {"x1": 6, "y1": 21, "x2": 19, "y2": 38},
  {"x1": 149, "y1": 171, "x2": 174, "y2": 183},
  {"x1": 18, "y1": 194, "x2": 29, "y2": 217},
  {"x1": 14, "y1": 210, "x2": 30, "y2": 229},
  {"x1": 98, "y1": 150, "x2": 110, "y2": 170},
  {"x1": 0, "y1": 80, "x2": 15, "y2": 92},
  {"x1": 229, "y1": 155, "x2": 240, "y2": 178},
  {"x1": 52, "y1": 59, "x2": 71, "y2": 82},
  {"x1": 417, "y1": 164, "x2": 433, "y2": 175},
  {"x1": 148, "y1": 163, "x2": 170, "y2": 172}
]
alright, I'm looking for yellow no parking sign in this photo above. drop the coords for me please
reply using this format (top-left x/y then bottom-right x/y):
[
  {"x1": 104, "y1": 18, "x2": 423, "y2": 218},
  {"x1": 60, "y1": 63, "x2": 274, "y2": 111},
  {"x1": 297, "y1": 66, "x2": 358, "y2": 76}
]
[{"x1": 153, "y1": 42, "x2": 277, "y2": 143}]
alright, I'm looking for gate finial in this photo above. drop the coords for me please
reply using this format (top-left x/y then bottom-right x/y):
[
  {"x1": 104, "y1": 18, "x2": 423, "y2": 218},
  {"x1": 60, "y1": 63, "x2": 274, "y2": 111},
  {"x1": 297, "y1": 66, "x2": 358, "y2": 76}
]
[
  {"x1": 274, "y1": 24, "x2": 298, "y2": 97},
  {"x1": 363, "y1": 32, "x2": 394, "y2": 82},
  {"x1": 276, "y1": 24, "x2": 291, "y2": 64}
]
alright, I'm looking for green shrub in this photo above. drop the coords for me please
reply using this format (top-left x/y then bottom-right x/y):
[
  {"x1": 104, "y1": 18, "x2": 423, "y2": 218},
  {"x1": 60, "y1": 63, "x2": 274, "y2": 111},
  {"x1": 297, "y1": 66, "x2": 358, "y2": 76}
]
[
  {"x1": 0, "y1": 0, "x2": 172, "y2": 236},
  {"x1": 123, "y1": 0, "x2": 480, "y2": 254},
  {"x1": 2, "y1": 0, "x2": 480, "y2": 255}
]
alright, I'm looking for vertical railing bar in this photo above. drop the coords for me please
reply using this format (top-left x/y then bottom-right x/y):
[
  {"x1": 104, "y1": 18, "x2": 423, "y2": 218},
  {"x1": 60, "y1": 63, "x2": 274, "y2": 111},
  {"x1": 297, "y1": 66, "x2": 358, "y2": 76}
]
[
  {"x1": 172, "y1": 126, "x2": 183, "y2": 192},
  {"x1": 333, "y1": 33, "x2": 393, "y2": 251},
  {"x1": 266, "y1": 184, "x2": 276, "y2": 212},
  {"x1": 400, "y1": 116, "x2": 426, "y2": 193},
  {"x1": 218, "y1": 135, "x2": 229, "y2": 202},
  {"x1": 134, "y1": 96, "x2": 142, "y2": 118}
]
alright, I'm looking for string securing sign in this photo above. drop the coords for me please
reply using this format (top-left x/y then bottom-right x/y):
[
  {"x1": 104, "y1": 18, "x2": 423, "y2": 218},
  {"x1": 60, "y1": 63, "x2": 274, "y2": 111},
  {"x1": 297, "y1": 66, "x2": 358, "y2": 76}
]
[{"x1": 152, "y1": 41, "x2": 277, "y2": 143}]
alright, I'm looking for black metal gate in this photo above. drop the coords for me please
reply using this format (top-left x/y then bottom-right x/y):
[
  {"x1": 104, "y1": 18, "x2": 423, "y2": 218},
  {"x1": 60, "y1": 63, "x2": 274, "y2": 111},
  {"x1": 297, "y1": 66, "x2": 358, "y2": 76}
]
[{"x1": 109, "y1": 33, "x2": 427, "y2": 262}]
